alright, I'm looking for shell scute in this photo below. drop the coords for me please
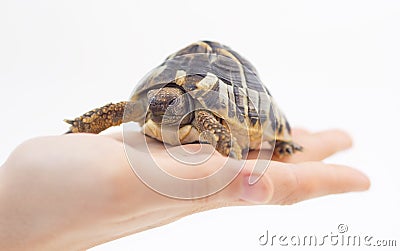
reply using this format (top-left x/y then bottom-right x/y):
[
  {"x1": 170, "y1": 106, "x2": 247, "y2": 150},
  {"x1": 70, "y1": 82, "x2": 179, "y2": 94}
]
[{"x1": 132, "y1": 41, "x2": 293, "y2": 144}]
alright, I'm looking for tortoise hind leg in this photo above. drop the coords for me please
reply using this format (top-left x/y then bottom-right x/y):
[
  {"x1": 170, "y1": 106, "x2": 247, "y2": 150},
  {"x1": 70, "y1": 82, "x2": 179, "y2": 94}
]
[
  {"x1": 274, "y1": 140, "x2": 303, "y2": 159},
  {"x1": 194, "y1": 110, "x2": 243, "y2": 159},
  {"x1": 65, "y1": 101, "x2": 134, "y2": 134}
]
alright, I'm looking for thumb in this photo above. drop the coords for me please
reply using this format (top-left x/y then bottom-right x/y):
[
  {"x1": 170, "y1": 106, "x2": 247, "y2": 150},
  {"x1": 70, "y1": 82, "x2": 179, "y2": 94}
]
[{"x1": 187, "y1": 160, "x2": 274, "y2": 207}]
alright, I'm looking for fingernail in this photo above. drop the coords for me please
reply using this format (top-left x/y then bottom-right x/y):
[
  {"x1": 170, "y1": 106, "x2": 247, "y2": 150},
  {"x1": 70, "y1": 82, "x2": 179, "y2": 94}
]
[{"x1": 240, "y1": 175, "x2": 268, "y2": 204}]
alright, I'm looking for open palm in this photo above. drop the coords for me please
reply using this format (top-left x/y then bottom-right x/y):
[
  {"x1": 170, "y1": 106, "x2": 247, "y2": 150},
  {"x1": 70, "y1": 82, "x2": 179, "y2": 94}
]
[{"x1": 0, "y1": 128, "x2": 370, "y2": 250}]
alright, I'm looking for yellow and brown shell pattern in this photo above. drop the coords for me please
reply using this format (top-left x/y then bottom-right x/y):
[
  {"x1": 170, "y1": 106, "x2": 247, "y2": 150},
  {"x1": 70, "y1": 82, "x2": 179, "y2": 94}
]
[{"x1": 131, "y1": 41, "x2": 294, "y2": 150}]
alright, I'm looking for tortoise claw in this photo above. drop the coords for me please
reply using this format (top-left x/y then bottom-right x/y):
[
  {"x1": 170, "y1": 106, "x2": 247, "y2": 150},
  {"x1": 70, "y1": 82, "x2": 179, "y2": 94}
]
[
  {"x1": 64, "y1": 119, "x2": 74, "y2": 125},
  {"x1": 274, "y1": 141, "x2": 303, "y2": 159}
]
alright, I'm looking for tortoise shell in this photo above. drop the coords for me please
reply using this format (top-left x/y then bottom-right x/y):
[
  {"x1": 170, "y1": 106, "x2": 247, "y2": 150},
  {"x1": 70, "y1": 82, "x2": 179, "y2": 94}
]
[{"x1": 129, "y1": 41, "x2": 293, "y2": 151}]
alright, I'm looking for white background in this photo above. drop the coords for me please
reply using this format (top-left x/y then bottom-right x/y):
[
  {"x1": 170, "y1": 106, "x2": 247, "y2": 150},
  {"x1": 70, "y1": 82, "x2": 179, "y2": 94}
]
[{"x1": 1, "y1": 0, "x2": 399, "y2": 250}]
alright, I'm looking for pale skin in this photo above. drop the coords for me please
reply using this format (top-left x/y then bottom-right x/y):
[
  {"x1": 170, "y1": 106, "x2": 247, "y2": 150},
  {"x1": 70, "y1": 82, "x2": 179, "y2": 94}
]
[{"x1": 0, "y1": 128, "x2": 370, "y2": 250}]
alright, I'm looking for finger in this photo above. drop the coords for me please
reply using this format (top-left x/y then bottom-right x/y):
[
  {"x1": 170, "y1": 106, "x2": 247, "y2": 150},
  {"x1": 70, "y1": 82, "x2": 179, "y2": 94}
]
[
  {"x1": 108, "y1": 128, "x2": 311, "y2": 146},
  {"x1": 276, "y1": 129, "x2": 353, "y2": 163},
  {"x1": 106, "y1": 131, "x2": 124, "y2": 141},
  {"x1": 112, "y1": 144, "x2": 369, "y2": 214},
  {"x1": 107, "y1": 128, "x2": 309, "y2": 141},
  {"x1": 291, "y1": 127, "x2": 311, "y2": 137},
  {"x1": 118, "y1": 143, "x2": 272, "y2": 208},
  {"x1": 105, "y1": 130, "x2": 166, "y2": 152},
  {"x1": 179, "y1": 160, "x2": 273, "y2": 208},
  {"x1": 264, "y1": 161, "x2": 370, "y2": 205},
  {"x1": 108, "y1": 128, "x2": 352, "y2": 163},
  {"x1": 183, "y1": 156, "x2": 370, "y2": 208}
]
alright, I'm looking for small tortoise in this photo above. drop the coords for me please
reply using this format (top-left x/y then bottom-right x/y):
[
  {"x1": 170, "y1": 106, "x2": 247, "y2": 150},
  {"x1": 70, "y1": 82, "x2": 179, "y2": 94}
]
[{"x1": 65, "y1": 41, "x2": 302, "y2": 159}]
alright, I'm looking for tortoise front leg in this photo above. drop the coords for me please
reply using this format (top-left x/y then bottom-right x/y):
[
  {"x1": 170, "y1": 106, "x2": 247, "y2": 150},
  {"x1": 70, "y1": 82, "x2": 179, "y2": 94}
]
[
  {"x1": 194, "y1": 110, "x2": 243, "y2": 159},
  {"x1": 65, "y1": 101, "x2": 133, "y2": 134}
]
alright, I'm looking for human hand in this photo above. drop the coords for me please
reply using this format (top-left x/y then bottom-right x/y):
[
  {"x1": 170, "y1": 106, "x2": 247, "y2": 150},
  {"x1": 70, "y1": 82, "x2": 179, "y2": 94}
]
[{"x1": 0, "y1": 129, "x2": 370, "y2": 250}]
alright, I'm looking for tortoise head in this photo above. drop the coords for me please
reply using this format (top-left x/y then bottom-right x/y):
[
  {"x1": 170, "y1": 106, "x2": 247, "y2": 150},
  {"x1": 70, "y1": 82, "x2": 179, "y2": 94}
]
[{"x1": 147, "y1": 86, "x2": 193, "y2": 126}]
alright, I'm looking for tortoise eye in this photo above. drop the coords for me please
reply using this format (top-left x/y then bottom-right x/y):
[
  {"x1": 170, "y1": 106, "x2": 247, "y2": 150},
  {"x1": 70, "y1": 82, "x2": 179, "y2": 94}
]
[{"x1": 168, "y1": 98, "x2": 178, "y2": 106}]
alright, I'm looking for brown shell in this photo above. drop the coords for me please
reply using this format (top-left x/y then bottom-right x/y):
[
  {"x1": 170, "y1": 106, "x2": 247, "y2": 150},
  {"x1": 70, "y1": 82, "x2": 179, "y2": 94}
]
[{"x1": 131, "y1": 41, "x2": 293, "y2": 144}]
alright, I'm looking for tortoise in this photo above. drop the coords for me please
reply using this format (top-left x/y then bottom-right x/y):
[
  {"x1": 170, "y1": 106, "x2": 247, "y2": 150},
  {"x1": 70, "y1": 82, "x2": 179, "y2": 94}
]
[{"x1": 65, "y1": 41, "x2": 302, "y2": 159}]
